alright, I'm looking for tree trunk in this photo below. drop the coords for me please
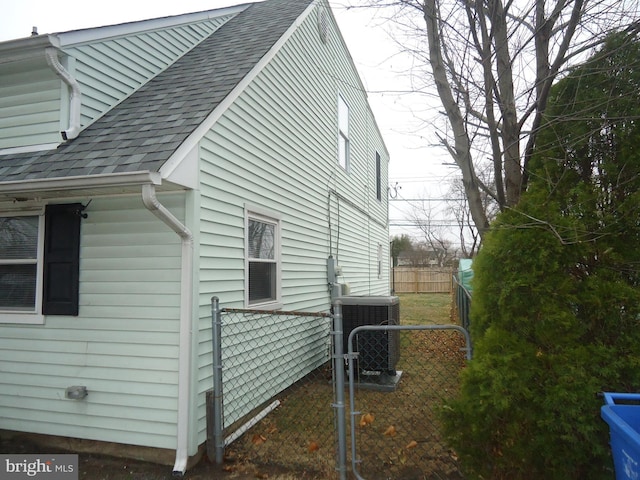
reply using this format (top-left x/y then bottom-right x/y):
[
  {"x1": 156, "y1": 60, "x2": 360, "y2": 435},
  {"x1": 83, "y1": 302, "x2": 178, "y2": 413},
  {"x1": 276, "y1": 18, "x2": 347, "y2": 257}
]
[
  {"x1": 422, "y1": 0, "x2": 490, "y2": 235},
  {"x1": 489, "y1": 0, "x2": 522, "y2": 205}
]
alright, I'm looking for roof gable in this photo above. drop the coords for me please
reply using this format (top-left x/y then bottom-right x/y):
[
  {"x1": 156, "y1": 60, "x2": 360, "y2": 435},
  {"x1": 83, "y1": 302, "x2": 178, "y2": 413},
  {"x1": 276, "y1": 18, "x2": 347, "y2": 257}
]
[{"x1": 0, "y1": 0, "x2": 314, "y2": 185}]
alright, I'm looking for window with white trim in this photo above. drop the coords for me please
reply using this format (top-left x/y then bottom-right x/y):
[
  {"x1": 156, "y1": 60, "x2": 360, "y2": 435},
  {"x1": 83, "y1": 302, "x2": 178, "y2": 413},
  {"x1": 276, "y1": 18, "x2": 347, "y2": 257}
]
[
  {"x1": 338, "y1": 95, "x2": 350, "y2": 170},
  {"x1": 246, "y1": 210, "x2": 281, "y2": 307},
  {"x1": 0, "y1": 203, "x2": 83, "y2": 324}
]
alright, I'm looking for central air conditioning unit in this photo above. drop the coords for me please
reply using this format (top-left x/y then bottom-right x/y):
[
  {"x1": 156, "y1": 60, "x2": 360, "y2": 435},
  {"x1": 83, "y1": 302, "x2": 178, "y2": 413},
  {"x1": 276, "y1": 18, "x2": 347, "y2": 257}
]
[{"x1": 339, "y1": 296, "x2": 400, "y2": 375}]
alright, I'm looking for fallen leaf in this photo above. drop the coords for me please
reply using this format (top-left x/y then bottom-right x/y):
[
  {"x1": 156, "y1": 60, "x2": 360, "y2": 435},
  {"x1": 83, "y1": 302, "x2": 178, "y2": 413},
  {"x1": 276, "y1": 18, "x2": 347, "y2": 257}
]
[
  {"x1": 359, "y1": 413, "x2": 375, "y2": 427},
  {"x1": 251, "y1": 434, "x2": 266, "y2": 445},
  {"x1": 383, "y1": 425, "x2": 397, "y2": 437},
  {"x1": 405, "y1": 440, "x2": 418, "y2": 450},
  {"x1": 308, "y1": 441, "x2": 319, "y2": 452}
]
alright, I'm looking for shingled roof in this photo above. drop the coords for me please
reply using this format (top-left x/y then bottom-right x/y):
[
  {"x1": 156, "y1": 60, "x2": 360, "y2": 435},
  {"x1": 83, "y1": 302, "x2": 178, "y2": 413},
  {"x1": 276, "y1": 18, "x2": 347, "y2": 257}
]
[{"x1": 0, "y1": 0, "x2": 313, "y2": 184}]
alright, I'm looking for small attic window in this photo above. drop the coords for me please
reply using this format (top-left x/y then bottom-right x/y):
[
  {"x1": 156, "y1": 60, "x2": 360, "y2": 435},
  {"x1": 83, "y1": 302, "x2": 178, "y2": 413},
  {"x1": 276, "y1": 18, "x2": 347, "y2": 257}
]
[{"x1": 318, "y1": 7, "x2": 328, "y2": 43}]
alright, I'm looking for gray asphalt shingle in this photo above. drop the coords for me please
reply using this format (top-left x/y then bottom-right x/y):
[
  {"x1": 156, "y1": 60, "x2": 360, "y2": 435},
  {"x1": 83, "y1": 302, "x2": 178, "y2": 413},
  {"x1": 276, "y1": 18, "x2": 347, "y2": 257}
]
[{"x1": 0, "y1": 0, "x2": 312, "y2": 183}]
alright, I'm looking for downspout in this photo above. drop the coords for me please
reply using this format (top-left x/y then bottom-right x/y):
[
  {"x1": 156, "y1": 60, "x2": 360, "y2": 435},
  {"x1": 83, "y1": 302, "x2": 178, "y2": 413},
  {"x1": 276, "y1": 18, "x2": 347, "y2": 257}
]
[
  {"x1": 141, "y1": 184, "x2": 194, "y2": 477},
  {"x1": 45, "y1": 47, "x2": 81, "y2": 141}
]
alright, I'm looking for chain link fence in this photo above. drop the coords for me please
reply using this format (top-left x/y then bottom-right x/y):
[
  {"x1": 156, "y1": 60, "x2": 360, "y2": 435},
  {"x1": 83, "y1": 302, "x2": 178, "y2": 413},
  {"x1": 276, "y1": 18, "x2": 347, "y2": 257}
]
[
  {"x1": 208, "y1": 299, "x2": 338, "y2": 477},
  {"x1": 207, "y1": 296, "x2": 471, "y2": 479}
]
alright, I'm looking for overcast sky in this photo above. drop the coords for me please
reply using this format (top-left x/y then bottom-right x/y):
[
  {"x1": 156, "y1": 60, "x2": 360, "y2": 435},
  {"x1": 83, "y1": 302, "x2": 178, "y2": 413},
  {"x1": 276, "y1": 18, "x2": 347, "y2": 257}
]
[{"x1": 1, "y1": 0, "x2": 458, "y2": 240}]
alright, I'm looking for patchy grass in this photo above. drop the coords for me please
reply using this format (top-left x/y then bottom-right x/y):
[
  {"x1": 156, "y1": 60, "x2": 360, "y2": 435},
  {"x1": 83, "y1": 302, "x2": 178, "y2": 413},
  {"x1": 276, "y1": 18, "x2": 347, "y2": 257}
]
[{"x1": 398, "y1": 293, "x2": 454, "y2": 325}]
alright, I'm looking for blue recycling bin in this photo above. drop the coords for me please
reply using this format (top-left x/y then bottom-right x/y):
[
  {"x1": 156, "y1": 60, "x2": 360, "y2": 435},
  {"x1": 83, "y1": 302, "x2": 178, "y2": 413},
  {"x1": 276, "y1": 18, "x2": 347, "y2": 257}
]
[{"x1": 601, "y1": 392, "x2": 640, "y2": 480}]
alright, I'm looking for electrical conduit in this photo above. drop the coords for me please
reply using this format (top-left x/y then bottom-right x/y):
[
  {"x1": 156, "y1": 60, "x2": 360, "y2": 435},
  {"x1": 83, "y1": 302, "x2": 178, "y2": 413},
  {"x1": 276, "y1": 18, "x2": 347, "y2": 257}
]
[{"x1": 141, "y1": 184, "x2": 194, "y2": 477}]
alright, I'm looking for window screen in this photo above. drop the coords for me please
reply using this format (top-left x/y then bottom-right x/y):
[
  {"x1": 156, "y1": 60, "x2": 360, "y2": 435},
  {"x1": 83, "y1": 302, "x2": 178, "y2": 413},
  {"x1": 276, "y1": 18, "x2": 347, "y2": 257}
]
[
  {"x1": 0, "y1": 216, "x2": 38, "y2": 311},
  {"x1": 248, "y1": 217, "x2": 278, "y2": 305}
]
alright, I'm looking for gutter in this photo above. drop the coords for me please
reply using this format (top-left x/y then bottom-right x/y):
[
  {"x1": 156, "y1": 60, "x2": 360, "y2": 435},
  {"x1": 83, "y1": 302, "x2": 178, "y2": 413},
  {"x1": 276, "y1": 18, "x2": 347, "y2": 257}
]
[
  {"x1": 141, "y1": 184, "x2": 194, "y2": 477},
  {"x1": 0, "y1": 171, "x2": 161, "y2": 196},
  {"x1": 45, "y1": 47, "x2": 81, "y2": 141}
]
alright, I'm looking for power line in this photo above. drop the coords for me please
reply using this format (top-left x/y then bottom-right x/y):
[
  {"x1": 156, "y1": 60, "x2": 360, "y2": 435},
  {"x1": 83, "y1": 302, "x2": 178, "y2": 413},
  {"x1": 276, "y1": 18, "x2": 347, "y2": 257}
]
[
  {"x1": 389, "y1": 198, "x2": 465, "y2": 202},
  {"x1": 390, "y1": 219, "x2": 456, "y2": 223},
  {"x1": 389, "y1": 176, "x2": 460, "y2": 181},
  {"x1": 390, "y1": 223, "x2": 461, "y2": 227}
]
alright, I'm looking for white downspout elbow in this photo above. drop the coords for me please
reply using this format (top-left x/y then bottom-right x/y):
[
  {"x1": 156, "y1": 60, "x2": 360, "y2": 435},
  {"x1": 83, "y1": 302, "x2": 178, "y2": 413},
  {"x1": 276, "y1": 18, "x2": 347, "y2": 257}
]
[
  {"x1": 141, "y1": 184, "x2": 194, "y2": 477},
  {"x1": 45, "y1": 47, "x2": 81, "y2": 141}
]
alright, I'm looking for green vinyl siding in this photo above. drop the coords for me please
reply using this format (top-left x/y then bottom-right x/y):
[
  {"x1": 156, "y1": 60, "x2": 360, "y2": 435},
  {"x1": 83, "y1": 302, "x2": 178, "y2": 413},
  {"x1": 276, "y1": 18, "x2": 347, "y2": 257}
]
[
  {"x1": 0, "y1": 62, "x2": 61, "y2": 149},
  {"x1": 0, "y1": 194, "x2": 185, "y2": 449},
  {"x1": 0, "y1": 14, "x2": 238, "y2": 152},
  {"x1": 194, "y1": 3, "x2": 389, "y2": 443}
]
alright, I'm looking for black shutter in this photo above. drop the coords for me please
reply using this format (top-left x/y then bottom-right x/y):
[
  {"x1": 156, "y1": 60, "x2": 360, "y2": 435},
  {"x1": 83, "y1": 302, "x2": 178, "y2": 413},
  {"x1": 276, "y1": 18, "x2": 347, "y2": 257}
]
[{"x1": 42, "y1": 203, "x2": 83, "y2": 316}]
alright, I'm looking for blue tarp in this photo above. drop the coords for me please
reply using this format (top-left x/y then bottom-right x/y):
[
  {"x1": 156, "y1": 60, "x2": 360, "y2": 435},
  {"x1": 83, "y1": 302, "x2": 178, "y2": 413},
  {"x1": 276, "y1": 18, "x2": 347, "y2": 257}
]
[
  {"x1": 458, "y1": 258, "x2": 474, "y2": 294},
  {"x1": 456, "y1": 259, "x2": 473, "y2": 331}
]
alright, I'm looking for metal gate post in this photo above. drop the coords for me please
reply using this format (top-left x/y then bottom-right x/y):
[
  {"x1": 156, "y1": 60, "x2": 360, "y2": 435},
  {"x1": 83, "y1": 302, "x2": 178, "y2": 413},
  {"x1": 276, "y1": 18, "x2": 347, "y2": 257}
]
[
  {"x1": 332, "y1": 301, "x2": 348, "y2": 480},
  {"x1": 211, "y1": 297, "x2": 225, "y2": 464}
]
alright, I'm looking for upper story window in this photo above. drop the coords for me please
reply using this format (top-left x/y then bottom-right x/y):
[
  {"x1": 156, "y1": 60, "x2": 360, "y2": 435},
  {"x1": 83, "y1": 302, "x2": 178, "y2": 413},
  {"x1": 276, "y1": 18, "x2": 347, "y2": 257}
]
[
  {"x1": 338, "y1": 95, "x2": 350, "y2": 170},
  {"x1": 246, "y1": 209, "x2": 281, "y2": 308},
  {"x1": 375, "y1": 151, "x2": 382, "y2": 201}
]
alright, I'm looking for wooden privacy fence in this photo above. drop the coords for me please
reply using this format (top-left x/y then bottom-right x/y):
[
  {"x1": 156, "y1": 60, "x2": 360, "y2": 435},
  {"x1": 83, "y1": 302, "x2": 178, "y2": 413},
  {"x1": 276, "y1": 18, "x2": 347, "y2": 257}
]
[{"x1": 391, "y1": 267, "x2": 454, "y2": 293}]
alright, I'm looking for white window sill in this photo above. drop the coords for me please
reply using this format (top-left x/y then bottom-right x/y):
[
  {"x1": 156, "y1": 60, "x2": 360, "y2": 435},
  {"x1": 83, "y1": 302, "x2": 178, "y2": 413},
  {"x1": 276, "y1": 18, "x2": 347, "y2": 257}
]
[
  {"x1": 248, "y1": 301, "x2": 283, "y2": 311},
  {"x1": 0, "y1": 312, "x2": 45, "y2": 325}
]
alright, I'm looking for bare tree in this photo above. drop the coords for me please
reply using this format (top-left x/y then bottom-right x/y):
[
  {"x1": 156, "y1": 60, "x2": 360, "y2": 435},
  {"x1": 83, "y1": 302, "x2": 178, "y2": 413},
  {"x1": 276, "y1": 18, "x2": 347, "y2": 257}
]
[
  {"x1": 447, "y1": 168, "x2": 498, "y2": 257},
  {"x1": 357, "y1": 0, "x2": 639, "y2": 236},
  {"x1": 408, "y1": 200, "x2": 458, "y2": 266},
  {"x1": 447, "y1": 179, "x2": 481, "y2": 258}
]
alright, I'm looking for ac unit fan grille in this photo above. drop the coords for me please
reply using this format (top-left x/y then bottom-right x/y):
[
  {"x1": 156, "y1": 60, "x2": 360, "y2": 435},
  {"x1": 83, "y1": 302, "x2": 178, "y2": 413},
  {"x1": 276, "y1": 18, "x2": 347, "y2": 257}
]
[{"x1": 341, "y1": 297, "x2": 400, "y2": 374}]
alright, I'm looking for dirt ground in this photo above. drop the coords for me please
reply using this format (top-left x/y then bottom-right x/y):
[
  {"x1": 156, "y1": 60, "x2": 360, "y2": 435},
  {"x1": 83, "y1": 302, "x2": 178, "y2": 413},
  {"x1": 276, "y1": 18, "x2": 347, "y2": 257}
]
[{"x1": 0, "y1": 430, "x2": 321, "y2": 480}]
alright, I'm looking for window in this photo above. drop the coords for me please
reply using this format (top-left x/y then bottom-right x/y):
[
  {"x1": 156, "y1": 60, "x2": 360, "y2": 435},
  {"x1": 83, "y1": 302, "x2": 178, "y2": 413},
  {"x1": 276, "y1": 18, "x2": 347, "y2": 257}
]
[
  {"x1": 0, "y1": 215, "x2": 41, "y2": 317},
  {"x1": 246, "y1": 209, "x2": 281, "y2": 308},
  {"x1": 338, "y1": 95, "x2": 350, "y2": 170},
  {"x1": 375, "y1": 152, "x2": 382, "y2": 201},
  {"x1": 0, "y1": 203, "x2": 82, "y2": 324}
]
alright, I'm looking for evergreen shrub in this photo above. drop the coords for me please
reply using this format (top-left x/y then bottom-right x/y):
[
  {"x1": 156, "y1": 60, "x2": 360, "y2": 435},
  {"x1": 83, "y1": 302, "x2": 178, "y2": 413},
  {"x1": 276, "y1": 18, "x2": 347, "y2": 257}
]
[{"x1": 442, "y1": 30, "x2": 640, "y2": 480}]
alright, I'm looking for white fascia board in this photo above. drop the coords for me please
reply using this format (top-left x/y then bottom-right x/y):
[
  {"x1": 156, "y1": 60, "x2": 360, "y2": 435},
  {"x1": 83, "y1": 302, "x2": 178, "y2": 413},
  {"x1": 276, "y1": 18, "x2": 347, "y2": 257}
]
[
  {"x1": 0, "y1": 171, "x2": 161, "y2": 195},
  {"x1": 163, "y1": 143, "x2": 199, "y2": 189},
  {"x1": 159, "y1": 2, "x2": 316, "y2": 181},
  {"x1": 56, "y1": 5, "x2": 250, "y2": 47}
]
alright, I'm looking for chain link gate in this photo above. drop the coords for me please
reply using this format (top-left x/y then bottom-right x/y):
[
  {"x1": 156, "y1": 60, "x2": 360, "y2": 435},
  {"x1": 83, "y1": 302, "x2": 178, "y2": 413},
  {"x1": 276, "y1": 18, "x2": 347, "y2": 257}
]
[{"x1": 331, "y1": 298, "x2": 472, "y2": 480}]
